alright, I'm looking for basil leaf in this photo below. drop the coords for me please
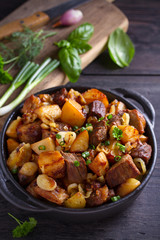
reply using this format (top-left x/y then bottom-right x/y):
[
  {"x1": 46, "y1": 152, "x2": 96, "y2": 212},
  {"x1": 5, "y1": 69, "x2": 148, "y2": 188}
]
[
  {"x1": 68, "y1": 23, "x2": 94, "y2": 42},
  {"x1": 55, "y1": 40, "x2": 71, "y2": 48},
  {"x1": 59, "y1": 47, "x2": 81, "y2": 83},
  {"x1": 70, "y1": 39, "x2": 92, "y2": 54},
  {"x1": 108, "y1": 28, "x2": 135, "y2": 68}
]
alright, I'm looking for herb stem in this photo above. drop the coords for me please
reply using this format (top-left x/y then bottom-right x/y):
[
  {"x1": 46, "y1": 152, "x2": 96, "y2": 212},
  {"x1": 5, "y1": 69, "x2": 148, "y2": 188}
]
[
  {"x1": 8, "y1": 213, "x2": 22, "y2": 226},
  {"x1": 3, "y1": 56, "x2": 18, "y2": 65}
]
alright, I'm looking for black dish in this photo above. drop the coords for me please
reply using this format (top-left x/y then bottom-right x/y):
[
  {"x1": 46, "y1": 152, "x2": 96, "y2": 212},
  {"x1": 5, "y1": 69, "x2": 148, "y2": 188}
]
[{"x1": 0, "y1": 86, "x2": 157, "y2": 222}]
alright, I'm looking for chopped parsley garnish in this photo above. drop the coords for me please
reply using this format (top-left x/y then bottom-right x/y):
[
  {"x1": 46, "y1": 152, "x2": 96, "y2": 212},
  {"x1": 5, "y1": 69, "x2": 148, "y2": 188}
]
[
  {"x1": 112, "y1": 127, "x2": 123, "y2": 140},
  {"x1": 82, "y1": 151, "x2": 90, "y2": 158},
  {"x1": 74, "y1": 160, "x2": 80, "y2": 167},
  {"x1": 107, "y1": 114, "x2": 113, "y2": 120},
  {"x1": 73, "y1": 126, "x2": 79, "y2": 131},
  {"x1": 86, "y1": 123, "x2": 92, "y2": 127},
  {"x1": 56, "y1": 133, "x2": 61, "y2": 139},
  {"x1": 38, "y1": 145, "x2": 46, "y2": 150},
  {"x1": 114, "y1": 156, "x2": 122, "y2": 162},
  {"x1": 86, "y1": 159, "x2": 91, "y2": 165},
  {"x1": 80, "y1": 127, "x2": 86, "y2": 132},
  {"x1": 89, "y1": 144, "x2": 96, "y2": 150},
  {"x1": 111, "y1": 195, "x2": 121, "y2": 202},
  {"x1": 8, "y1": 213, "x2": 37, "y2": 238},
  {"x1": 105, "y1": 140, "x2": 110, "y2": 146},
  {"x1": 116, "y1": 142, "x2": 125, "y2": 153},
  {"x1": 98, "y1": 117, "x2": 104, "y2": 121}
]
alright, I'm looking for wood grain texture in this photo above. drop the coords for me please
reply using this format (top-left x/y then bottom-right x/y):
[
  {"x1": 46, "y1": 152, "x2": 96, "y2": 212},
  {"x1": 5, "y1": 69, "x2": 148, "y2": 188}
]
[{"x1": 0, "y1": 0, "x2": 128, "y2": 130}]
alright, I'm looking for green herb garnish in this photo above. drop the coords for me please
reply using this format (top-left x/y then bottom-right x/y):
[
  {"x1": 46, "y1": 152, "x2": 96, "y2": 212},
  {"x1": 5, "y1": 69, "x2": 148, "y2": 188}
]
[
  {"x1": 106, "y1": 120, "x2": 110, "y2": 126},
  {"x1": 111, "y1": 195, "x2": 121, "y2": 202},
  {"x1": 116, "y1": 142, "x2": 126, "y2": 153},
  {"x1": 89, "y1": 144, "x2": 95, "y2": 150},
  {"x1": 60, "y1": 141, "x2": 65, "y2": 146},
  {"x1": 11, "y1": 168, "x2": 18, "y2": 174},
  {"x1": 74, "y1": 160, "x2": 80, "y2": 167},
  {"x1": 98, "y1": 117, "x2": 104, "y2": 121},
  {"x1": 80, "y1": 127, "x2": 86, "y2": 132},
  {"x1": 73, "y1": 126, "x2": 79, "y2": 131},
  {"x1": 114, "y1": 156, "x2": 122, "y2": 162},
  {"x1": 86, "y1": 159, "x2": 91, "y2": 165},
  {"x1": 38, "y1": 145, "x2": 46, "y2": 150},
  {"x1": 107, "y1": 114, "x2": 113, "y2": 120},
  {"x1": 86, "y1": 123, "x2": 92, "y2": 127},
  {"x1": 82, "y1": 151, "x2": 90, "y2": 158},
  {"x1": 56, "y1": 133, "x2": 61, "y2": 139},
  {"x1": 105, "y1": 140, "x2": 110, "y2": 146},
  {"x1": 8, "y1": 213, "x2": 37, "y2": 238},
  {"x1": 112, "y1": 127, "x2": 123, "y2": 140},
  {"x1": 108, "y1": 28, "x2": 135, "y2": 68}
]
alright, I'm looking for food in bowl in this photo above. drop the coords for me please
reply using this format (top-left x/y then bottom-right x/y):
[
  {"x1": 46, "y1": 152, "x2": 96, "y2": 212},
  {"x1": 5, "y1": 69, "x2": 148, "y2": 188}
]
[{"x1": 5, "y1": 88, "x2": 152, "y2": 208}]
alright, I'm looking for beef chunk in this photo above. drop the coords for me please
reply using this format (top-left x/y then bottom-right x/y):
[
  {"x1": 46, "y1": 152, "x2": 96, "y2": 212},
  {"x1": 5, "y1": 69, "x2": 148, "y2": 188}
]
[
  {"x1": 17, "y1": 121, "x2": 42, "y2": 144},
  {"x1": 86, "y1": 185, "x2": 108, "y2": 207},
  {"x1": 52, "y1": 88, "x2": 68, "y2": 107},
  {"x1": 90, "y1": 120, "x2": 107, "y2": 146},
  {"x1": 21, "y1": 95, "x2": 41, "y2": 114},
  {"x1": 105, "y1": 154, "x2": 140, "y2": 188},
  {"x1": 61, "y1": 152, "x2": 87, "y2": 184},
  {"x1": 127, "y1": 109, "x2": 146, "y2": 134},
  {"x1": 131, "y1": 142, "x2": 152, "y2": 164},
  {"x1": 88, "y1": 100, "x2": 106, "y2": 118}
]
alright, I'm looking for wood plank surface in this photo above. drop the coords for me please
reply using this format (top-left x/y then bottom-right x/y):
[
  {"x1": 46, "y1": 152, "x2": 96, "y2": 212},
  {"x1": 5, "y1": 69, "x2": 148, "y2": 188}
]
[
  {"x1": 0, "y1": 0, "x2": 160, "y2": 240},
  {"x1": 0, "y1": 0, "x2": 128, "y2": 130}
]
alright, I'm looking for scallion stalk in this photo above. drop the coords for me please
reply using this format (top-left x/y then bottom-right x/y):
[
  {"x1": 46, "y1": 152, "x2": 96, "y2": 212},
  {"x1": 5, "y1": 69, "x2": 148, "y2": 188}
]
[{"x1": 0, "y1": 59, "x2": 60, "y2": 116}]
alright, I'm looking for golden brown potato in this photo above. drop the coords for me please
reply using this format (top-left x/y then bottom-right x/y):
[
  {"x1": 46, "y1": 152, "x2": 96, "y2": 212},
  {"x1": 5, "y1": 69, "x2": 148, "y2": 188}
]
[
  {"x1": 56, "y1": 131, "x2": 76, "y2": 151},
  {"x1": 6, "y1": 116, "x2": 22, "y2": 139},
  {"x1": 7, "y1": 138, "x2": 19, "y2": 154},
  {"x1": 70, "y1": 130, "x2": 89, "y2": 152},
  {"x1": 139, "y1": 135, "x2": 148, "y2": 143},
  {"x1": 31, "y1": 137, "x2": 55, "y2": 155},
  {"x1": 38, "y1": 151, "x2": 65, "y2": 178},
  {"x1": 61, "y1": 99, "x2": 86, "y2": 127},
  {"x1": 65, "y1": 192, "x2": 86, "y2": 208},
  {"x1": 34, "y1": 185, "x2": 69, "y2": 205},
  {"x1": 36, "y1": 174, "x2": 57, "y2": 191},
  {"x1": 34, "y1": 105, "x2": 62, "y2": 125},
  {"x1": 89, "y1": 152, "x2": 109, "y2": 176},
  {"x1": 82, "y1": 89, "x2": 109, "y2": 108},
  {"x1": 109, "y1": 100, "x2": 126, "y2": 114},
  {"x1": 7, "y1": 143, "x2": 32, "y2": 171},
  {"x1": 118, "y1": 125, "x2": 139, "y2": 144},
  {"x1": 18, "y1": 162, "x2": 38, "y2": 186},
  {"x1": 116, "y1": 178, "x2": 141, "y2": 197}
]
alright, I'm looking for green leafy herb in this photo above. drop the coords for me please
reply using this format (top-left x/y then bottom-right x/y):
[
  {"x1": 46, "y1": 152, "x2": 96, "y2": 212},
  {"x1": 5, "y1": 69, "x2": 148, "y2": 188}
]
[
  {"x1": 108, "y1": 28, "x2": 135, "y2": 68},
  {"x1": 8, "y1": 213, "x2": 37, "y2": 238},
  {"x1": 67, "y1": 23, "x2": 94, "y2": 42},
  {"x1": 111, "y1": 195, "x2": 121, "y2": 202},
  {"x1": 114, "y1": 156, "x2": 122, "y2": 162},
  {"x1": 70, "y1": 39, "x2": 92, "y2": 54},
  {"x1": 82, "y1": 151, "x2": 90, "y2": 158},
  {"x1": 58, "y1": 47, "x2": 81, "y2": 83},
  {"x1": 80, "y1": 127, "x2": 86, "y2": 132},
  {"x1": 74, "y1": 160, "x2": 80, "y2": 167},
  {"x1": 55, "y1": 40, "x2": 71, "y2": 48},
  {"x1": 56, "y1": 133, "x2": 61, "y2": 139},
  {"x1": 112, "y1": 127, "x2": 123, "y2": 140},
  {"x1": 38, "y1": 145, "x2": 46, "y2": 150},
  {"x1": 86, "y1": 159, "x2": 91, "y2": 165},
  {"x1": 107, "y1": 114, "x2": 113, "y2": 120},
  {"x1": 98, "y1": 117, "x2": 104, "y2": 121},
  {"x1": 116, "y1": 142, "x2": 125, "y2": 153}
]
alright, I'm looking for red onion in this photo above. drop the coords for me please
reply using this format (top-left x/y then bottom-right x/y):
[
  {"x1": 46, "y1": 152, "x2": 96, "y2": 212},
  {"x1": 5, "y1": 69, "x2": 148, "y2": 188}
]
[{"x1": 53, "y1": 9, "x2": 83, "y2": 28}]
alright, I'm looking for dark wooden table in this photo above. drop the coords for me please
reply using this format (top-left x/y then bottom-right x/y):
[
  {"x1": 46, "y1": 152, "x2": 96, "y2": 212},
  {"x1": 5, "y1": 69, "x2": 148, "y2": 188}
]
[{"x1": 0, "y1": 0, "x2": 160, "y2": 239}]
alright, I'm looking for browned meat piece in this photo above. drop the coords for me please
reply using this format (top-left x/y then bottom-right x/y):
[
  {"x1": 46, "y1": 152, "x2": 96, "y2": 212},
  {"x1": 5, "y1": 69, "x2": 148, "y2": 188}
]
[
  {"x1": 86, "y1": 185, "x2": 108, "y2": 207},
  {"x1": 90, "y1": 120, "x2": 107, "y2": 146},
  {"x1": 26, "y1": 180, "x2": 40, "y2": 199},
  {"x1": 108, "y1": 114, "x2": 122, "y2": 128},
  {"x1": 105, "y1": 154, "x2": 140, "y2": 188},
  {"x1": 38, "y1": 94, "x2": 53, "y2": 104},
  {"x1": 127, "y1": 109, "x2": 146, "y2": 134},
  {"x1": 131, "y1": 142, "x2": 152, "y2": 164},
  {"x1": 42, "y1": 129, "x2": 51, "y2": 139},
  {"x1": 17, "y1": 121, "x2": 42, "y2": 144},
  {"x1": 61, "y1": 152, "x2": 87, "y2": 184},
  {"x1": 21, "y1": 95, "x2": 41, "y2": 114},
  {"x1": 107, "y1": 189, "x2": 115, "y2": 200},
  {"x1": 52, "y1": 88, "x2": 68, "y2": 107},
  {"x1": 88, "y1": 100, "x2": 106, "y2": 118},
  {"x1": 34, "y1": 185, "x2": 69, "y2": 205},
  {"x1": 55, "y1": 122, "x2": 72, "y2": 131}
]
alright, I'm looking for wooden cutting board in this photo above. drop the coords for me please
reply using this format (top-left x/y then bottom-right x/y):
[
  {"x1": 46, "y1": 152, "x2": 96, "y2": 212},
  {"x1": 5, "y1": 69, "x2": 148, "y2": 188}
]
[{"x1": 0, "y1": 0, "x2": 128, "y2": 130}]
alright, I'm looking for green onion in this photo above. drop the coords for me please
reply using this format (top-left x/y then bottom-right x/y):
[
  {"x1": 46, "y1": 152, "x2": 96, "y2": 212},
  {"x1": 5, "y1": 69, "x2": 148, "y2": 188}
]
[
  {"x1": 86, "y1": 159, "x2": 91, "y2": 165},
  {"x1": 56, "y1": 133, "x2": 61, "y2": 139},
  {"x1": 73, "y1": 126, "x2": 79, "y2": 131},
  {"x1": 105, "y1": 140, "x2": 110, "y2": 146},
  {"x1": 38, "y1": 145, "x2": 46, "y2": 150},
  {"x1": 116, "y1": 142, "x2": 126, "y2": 153},
  {"x1": 82, "y1": 151, "x2": 90, "y2": 158},
  {"x1": 60, "y1": 141, "x2": 65, "y2": 146},
  {"x1": 0, "y1": 58, "x2": 60, "y2": 116},
  {"x1": 98, "y1": 117, "x2": 104, "y2": 121},
  {"x1": 80, "y1": 127, "x2": 86, "y2": 132},
  {"x1": 11, "y1": 168, "x2": 18, "y2": 174},
  {"x1": 114, "y1": 156, "x2": 122, "y2": 162},
  {"x1": 111, "y1": 195, "x2": 121, "y2": 202},
  {"x1": 74, "y1": 160, "x2": 80, "y2": 167},
  {"x1": 86, "y1": 123, "x2": 92, "y2": 127},
  {"x1": 106, "y1": 120, "x2": 110, "y2": 126},
  {"x1": 89, "y1": 144, "x2": 95, "y2": 150},
  {"x1": 107, "y1": 114, "x2": 113, "y2": 120},
  {"x1": 112, "y1": 127, "x2": 123, "y2": 140}
]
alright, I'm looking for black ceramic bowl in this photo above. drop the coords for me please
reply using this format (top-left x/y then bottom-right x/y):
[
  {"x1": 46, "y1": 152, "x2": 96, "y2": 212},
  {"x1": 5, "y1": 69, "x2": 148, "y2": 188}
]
[{"x1": 0, "y1": 86, "x2": 157, "y2": 222}]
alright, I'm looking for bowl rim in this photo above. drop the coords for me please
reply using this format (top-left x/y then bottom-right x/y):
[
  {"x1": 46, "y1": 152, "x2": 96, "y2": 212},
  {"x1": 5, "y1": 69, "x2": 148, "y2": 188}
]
[{"x1": 0, "y1": 85, "x2": 157, "y2": 214}]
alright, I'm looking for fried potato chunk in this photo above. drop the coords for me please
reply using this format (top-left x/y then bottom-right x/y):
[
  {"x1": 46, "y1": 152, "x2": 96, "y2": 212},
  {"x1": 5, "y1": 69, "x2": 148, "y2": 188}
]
[
  {"x1": 65, "y1": 192, "x2": 86, "y2": 208},
  {"x1": 89, "y1": 152, "x2": 109, "y2": 176}
]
